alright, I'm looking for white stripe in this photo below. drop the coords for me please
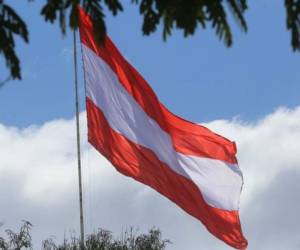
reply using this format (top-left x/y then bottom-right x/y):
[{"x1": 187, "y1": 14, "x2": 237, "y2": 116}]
[{"x1": 82, "y1": 44, "x2": 243, "y2": 211}]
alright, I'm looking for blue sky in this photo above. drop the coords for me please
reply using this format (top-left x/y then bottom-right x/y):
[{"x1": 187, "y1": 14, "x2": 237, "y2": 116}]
[
  {"x1": 1, "y1": 1, "x2": 300, "y2": 250},
  {"x1": 1, "y1": 1, "x2": 299, "y2": 127}
]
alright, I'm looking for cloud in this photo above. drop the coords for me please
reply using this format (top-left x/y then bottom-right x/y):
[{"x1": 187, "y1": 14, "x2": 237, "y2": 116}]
[{"x1": 1, "y1": 107, "x2": 300, "y2": 249}]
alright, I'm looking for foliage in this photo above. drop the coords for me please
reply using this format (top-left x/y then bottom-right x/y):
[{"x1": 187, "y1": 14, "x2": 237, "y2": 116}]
[
  {"x1": 0, "y1": 221, "x2": 32, "y2": 250},
  {"x1": 0, "y1": 1, "x2": 29, "y2": 80},
  {"x1": 0, "y1": 0, "x2": 300, "y2": 80},
  {"x1": 285, "y1": 0, "x2": 300, "y2": 51},
  {"x1": 0, "y1": 221, "x2": 170, "y2": 250},
  {"x1": 42, "y1": 227, "x2": 170, "y2": 250}
]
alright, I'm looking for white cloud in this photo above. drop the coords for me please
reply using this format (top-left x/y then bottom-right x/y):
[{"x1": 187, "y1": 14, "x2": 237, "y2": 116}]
[
  {"x1": 205, "y1": 107, "x2": 300, "y2": 206},
  {"x1": 1, "y1": 107, "x2": 300, "y2": 249}
]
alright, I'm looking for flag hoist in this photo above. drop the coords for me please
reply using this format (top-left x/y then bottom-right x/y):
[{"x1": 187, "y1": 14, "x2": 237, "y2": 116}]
[{"x1": 74, "y1": 6, "x2": 248, "y2": 250}]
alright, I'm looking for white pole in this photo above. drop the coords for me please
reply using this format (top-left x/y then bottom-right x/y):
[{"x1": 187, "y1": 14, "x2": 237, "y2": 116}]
[{"x1": 73, "y1": 30, "x2": 85, "y2": 250}]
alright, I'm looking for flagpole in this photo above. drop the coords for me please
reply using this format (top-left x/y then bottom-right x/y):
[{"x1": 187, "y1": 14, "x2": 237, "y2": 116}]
[{"x1": 73, "y1": 29, "x2": 85, "y2": 250}]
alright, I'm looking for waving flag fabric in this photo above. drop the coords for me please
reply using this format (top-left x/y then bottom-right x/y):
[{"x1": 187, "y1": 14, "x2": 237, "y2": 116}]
[{"x1": 78, "y1": 8, "x2": 247, "y2": 249}]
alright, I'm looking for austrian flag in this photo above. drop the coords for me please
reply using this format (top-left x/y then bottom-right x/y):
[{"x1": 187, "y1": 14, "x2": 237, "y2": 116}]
[{"x1": 78, "y1": 8, "x2": 247, "y2": 250}]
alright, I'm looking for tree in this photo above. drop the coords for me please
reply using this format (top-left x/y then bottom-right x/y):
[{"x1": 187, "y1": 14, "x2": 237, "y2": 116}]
[
  {"x1": 43, "y1": 228, "x2": 170, "y2": 250},
  {"x1": 0, "y1": 0, "x2": 300, "y2": 81},
  {"x1": 0, "y1": 221, "x2": 170, "y2": 249},
  {"x1": 0, "y1": 221, "x2": 32, "y2": 250}
]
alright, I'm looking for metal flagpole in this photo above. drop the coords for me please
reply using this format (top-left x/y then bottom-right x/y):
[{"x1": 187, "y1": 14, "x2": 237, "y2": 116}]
[{"x1": 73, "y1": 29, "x2": 85, "y2": 250}]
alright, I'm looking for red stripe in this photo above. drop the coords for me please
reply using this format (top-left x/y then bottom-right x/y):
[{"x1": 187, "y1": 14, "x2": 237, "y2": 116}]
[
  {"x1": 79, "y1": 8, "x2": 238, "y2": 165},
  {"x1": 86, "y1": 97, "x2": 247, "y2": 249}
]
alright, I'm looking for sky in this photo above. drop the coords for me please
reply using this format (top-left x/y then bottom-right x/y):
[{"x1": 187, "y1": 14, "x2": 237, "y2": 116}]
[{"x1": 0, "y1": 1, "x2": 300, "y2": 249}]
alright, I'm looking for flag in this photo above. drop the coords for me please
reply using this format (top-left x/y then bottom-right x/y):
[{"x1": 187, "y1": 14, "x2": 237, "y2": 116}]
[{"x1": 78, "y1": 8, "x2": 247, "y2": 250}]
